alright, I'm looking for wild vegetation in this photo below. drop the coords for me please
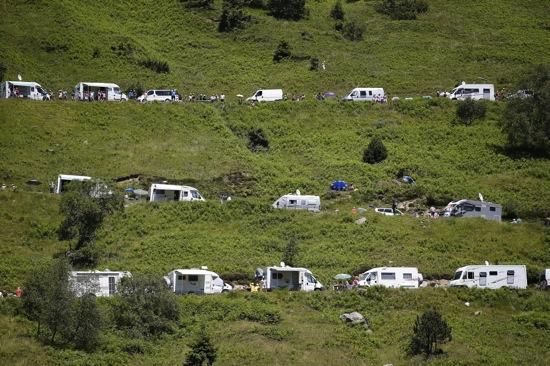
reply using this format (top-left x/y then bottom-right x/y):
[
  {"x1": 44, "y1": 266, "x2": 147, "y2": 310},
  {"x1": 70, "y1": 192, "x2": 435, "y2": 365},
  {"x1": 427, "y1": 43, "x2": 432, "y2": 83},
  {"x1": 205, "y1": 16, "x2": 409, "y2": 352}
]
[{"x1": 0, "y1": 0, "x2": 549, "y2": 365}]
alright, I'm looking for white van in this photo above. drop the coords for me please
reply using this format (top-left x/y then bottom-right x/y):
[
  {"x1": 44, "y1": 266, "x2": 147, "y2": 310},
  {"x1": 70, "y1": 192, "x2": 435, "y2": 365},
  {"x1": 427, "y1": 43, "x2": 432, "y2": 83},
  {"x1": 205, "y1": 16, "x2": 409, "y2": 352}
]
[
  {"x1": 357, "y1": 267, "x2": 423, "y2": 288},
  {"x1": 272, "y1": 194, "x2": 320, "y2": 212},
  {"x1": 74, "y1": 82, "x2": 127, "y2": 101},
  {"x1": 164, "y1": 268, "x2": 232, "y2": 294},
  {"x1": 374, "y1": 208, "x2": 403, "y2": 216},
  {"x1": 137, "y1": 89, "x2": 179, "y2": 103},
  {"x1": 1, "y1": 81, "x2": 50, "y2": 100},
  {"x1": 450, "y1": 264, "x2": 527, "y2": 289},
  {"x1": 246, "y1": 89, "x2": 283, "y2": 102},
  {"x1": 255, "y1": 265, "x2": 323, "y2": 292},
  {"x1": 342, "y1": 87, "x2": 385, "y2": 102},
  {"x1": 69, "y1": 270, "x2": 131, "y2": 297},
  {"x1": 55, "y1": 174, "x2": 92, "y2": 194},
  {"x1": 447, "y1": 82, "x2": 495, "y2": 101},
  {"x1": 149, "y1": 183, "x2": 205, "y2": 202}
]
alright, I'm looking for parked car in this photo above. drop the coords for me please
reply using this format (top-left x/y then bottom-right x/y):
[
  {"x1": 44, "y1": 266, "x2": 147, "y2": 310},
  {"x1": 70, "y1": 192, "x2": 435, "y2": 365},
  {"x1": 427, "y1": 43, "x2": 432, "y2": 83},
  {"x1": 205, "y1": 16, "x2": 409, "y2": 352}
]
[{"x1": 374, "y1": 208, "x2": 403, "y2": 216}]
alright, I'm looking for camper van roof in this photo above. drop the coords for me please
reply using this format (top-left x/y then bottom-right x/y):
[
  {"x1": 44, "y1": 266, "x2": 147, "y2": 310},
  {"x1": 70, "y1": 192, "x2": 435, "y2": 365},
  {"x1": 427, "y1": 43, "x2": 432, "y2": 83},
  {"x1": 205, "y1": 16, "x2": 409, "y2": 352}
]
[
  {"x1": 59, "y1": 174, "x2": 92, "y2": 180},
  {"x1": 455, "y1": 264, "x2": 525, "y2": 271},
  {"x1": 172, "y1": 269, "x2": 218, "y2": 276},
  {"x1": 366, "y1": 267, "x2": 418, "y2": 272},
  {"x1": 448, "y1": 199, "x2": 501, "y2": 207},
  {"x1": 266, "y1": 266, "x2": 311, "y2": 273},
  {"x1": 151, "y1": 183, "x2": 198, "y2": 191},
  {"x1": 7, "y1": 81, "x2": 41, "y2": 87},
  {"x1": 70, "y1": 270, "x2": 130, "y2": 276},
  {"x1": 77, "y1": 82, "x2": 120, "y2": 88}
]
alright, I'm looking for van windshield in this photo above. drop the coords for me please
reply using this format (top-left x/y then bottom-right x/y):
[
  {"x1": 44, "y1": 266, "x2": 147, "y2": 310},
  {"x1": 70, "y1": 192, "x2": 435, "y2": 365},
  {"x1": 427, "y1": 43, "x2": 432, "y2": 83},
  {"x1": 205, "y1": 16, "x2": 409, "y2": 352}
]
[{"x1": 453, "y1": 271, "x2": 462, "y2": 280}]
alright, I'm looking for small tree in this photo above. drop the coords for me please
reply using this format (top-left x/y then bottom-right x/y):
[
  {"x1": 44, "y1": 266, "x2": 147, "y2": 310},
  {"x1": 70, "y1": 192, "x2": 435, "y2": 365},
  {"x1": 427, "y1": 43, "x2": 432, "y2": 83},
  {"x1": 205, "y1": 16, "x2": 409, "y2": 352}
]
[
  {"x1": 330, "y1": 1, "x2": 345, "y2": 21},
  {"x1": 0, "y1": 62, "x2": 7, "y2": 82},
  {"x1": 248, "y1": 128, "x2": 269, "y2": 151},
  {"x1": 218, "y1": 0, "x2": 251, "y2": 32},
  {"x1": 363, "y1": 137, "x2": 388, "y2": 164},
  {"x1": 455, "y1": 99, "x2": 487, "y2": 125},
  {"x1": 183, "y1": 328, "x2": 217, "y2": 366},
  {"x1": 309, "y1": 57, "x2": 320, "y2": 71},
  {"x1": 342, "y1": 21, "x2": 364, "y2": 41},
  {"x1": 408, "y1": 308, "x2": 452, "y2": 357},
  {"x1": 267, "y1": 0, "x2": 307, "y2": 21},
  {"x1": 281, "y1": 237, "x2": 299, "y2": 267},
  {"x1": 72, "y1": 294, "x2": 101, "y2": 351},
  {"x1": 273, "y1": 40, "x2": 292, "y2": 62}
]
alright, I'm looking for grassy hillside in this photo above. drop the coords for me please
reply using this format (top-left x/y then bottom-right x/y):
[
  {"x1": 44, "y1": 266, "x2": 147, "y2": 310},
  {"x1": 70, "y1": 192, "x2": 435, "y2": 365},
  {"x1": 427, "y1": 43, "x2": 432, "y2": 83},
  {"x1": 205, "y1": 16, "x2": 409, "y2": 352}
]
[{"x1": 1, "y1": 0, "x2": 550, "y2": 365}]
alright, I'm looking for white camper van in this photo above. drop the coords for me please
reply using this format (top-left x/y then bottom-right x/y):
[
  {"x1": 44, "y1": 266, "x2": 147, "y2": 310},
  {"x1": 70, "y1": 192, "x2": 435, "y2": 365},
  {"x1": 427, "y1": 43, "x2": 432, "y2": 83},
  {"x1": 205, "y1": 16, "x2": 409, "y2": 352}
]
[
  {"x1": 1, "y1": 81, "x2": 51, "y2": 100},
  {"x1": 447, "y1": 82, "x2": 495, "y2": 101},
  {"x1": 442, "y1": 199, "x2": 502, "y2": 221},
  {"x1": 55, "y1": 174, "x2": 92, "y2": 194},
  {"x1": 69, "y1": 270, "x2": 131, "y2": 297},
  {"x1": 246, "y1": 89, "x2": 283, "y2": 102},
  {"x1": 149, "y1": 183, "x2": 205, "y2": 202},
  {"x1": 74, "y1": 82, "x2": 127, "y2": 101},
  {"x1": 342, "y1": 87, "x2": 385, "y2": 102},
  {"x1": 164, "y1": 268, "x2": 232, "y2": 294},
  {"x1": 255, "y1": 265, "x2": 323, "y2": 292},
  {"x1": 272, "y1": 194, "x2": 320, "y2": 212},
  {"x1": 357, "y1": 267, "x2": 423, "y2": 288},
  {"x1": 137, "y1": 89, "x2": 179, "y2": 103},
  {"x1": 450, "y1": 264, "x2": 527, "y2": 289}
]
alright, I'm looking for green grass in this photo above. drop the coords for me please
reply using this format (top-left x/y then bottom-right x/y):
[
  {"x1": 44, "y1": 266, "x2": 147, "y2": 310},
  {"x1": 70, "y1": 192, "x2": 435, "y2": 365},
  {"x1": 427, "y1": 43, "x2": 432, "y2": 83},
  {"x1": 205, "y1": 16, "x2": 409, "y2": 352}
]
[{"x1": 1, "y1": 0, "x2": 550, "y2": 364}]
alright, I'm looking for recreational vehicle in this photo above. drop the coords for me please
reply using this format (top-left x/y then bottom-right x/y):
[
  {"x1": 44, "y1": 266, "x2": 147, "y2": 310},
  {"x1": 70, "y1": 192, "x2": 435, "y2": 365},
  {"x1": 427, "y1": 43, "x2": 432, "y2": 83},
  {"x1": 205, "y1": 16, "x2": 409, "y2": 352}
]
[
  {"x1": 446, "y1": 82, "x2": 495, "y2": 101},
  {"x1": 1, "y1": 81, "x2": 50, "y2": 100},
  {"x1": 539, "y1": 269, "x2": 550, "y2": 290},
  {"x1": 74, "y1": 82, "x2": 127, "y2": 101},
  {"x1": 272, "y1": 194, "x2": 320, "y2": 212},
  {"x1": 149, "y1": 183, "x2": 205, "y2": 202},
  {"x1": 342, "y1": 87, "x2": 385, "y2": 102},
  {"x1": 246, "y1": 89, "x2": 283, "y2": 102},
  {"x1": 357, "y1": 267, "x2": 423, "y2": 288},
  {"x1": 55, "y1": 174, "x2": 92, "y2": 194},
  {"x1": 69, "y1": 270, "x2": 131, "y2": 297},
  {"x1": 255, "y1": 265, "x2": 323, "y2": 292},
  {"x1": 450, "y1": 264, "x2": 527, "y2": 289},
  {"x1": 442, "y1": 199, "x2": 502, "y2": 221},
  {"x1": 164, "y1": 268, "x2": 232, "y2": 294}
]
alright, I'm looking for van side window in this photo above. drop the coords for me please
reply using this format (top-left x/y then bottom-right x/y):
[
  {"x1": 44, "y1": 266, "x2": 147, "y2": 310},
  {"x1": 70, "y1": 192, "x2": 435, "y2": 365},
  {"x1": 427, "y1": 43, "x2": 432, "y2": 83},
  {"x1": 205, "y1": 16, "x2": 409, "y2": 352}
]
[
  {"x1": 483, "y1": 88, "x2": 490, "y2": 94},
  {"x1": 272, "y1": 273, "x2": 283, "y2": 279},
  {"x1": 475, "y1": 206, "x2": 481, "y2": 211},
  {"x1": 188, "y1": 275, "x2": 199, "y2": 282},
  {"x1": 155, "y1": 189, "x2": 165, "y2": 194},
  {"x1": 507, "y1": 270, "x2": 514, "y2": 284},
  {"x1": 479, "y1": 272, "x2": 487, "y2": 286},
  {"x1": 360, "y1": 91, "x2": 366, "y2": 97},
  {"x1": 489, "y1": 207, "x2": 496, "y2": 211},
  {"x1": 183, "y1": 191, "x2": 189, "y2": 197},
  {"x1": 489, "y1": 271, "x2": 497, "y2": 276},
  {"x1": 147, "y1": 90, "x2": 154, "y2": 95},
  {"x1": 368, "y1": 90, "x2": 372, "y2": 96},
  {"x1": 462, "y1": 203, "x2": 475, "y2": 211},
  {"x1": 256, "y1": 91, "x2": 262, "y2": 96},
  {"x1": 177, "y1": 274, "x2": 185, "y2": 280},
  {"x1": 467, "y1": 272, "x2": 474, "y2": 280},
  {"x1": 381, "y1": 272, "x2": 396, "y2": 280},
  {"x1": 289, "y1": 200, "x2": 297, "y2": 205},
  {"x1": 403, "y1": 273, "x2": 412, "y2": 280}
]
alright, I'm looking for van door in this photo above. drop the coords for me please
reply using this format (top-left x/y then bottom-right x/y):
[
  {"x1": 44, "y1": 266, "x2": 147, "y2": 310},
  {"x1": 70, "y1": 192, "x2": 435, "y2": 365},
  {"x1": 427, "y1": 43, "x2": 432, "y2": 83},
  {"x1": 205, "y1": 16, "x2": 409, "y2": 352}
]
[
  {"x1": 255, "y1": 90, "x2": 263, "y2": 101},
  {"x1": 483, "y1": 88, "x2": 491, "y2": 100},
  {"x1": 303, "y1": 272, "x2": 316, "y2": 291},
  {"x1": 479, "y1": 272, "x2": 487, "y2": 287}
]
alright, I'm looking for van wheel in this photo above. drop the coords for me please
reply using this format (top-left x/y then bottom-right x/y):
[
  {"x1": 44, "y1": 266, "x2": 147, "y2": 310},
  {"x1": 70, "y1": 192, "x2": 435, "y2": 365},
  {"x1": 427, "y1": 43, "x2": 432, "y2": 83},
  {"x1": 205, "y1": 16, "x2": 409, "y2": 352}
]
[{"x1": 165, "y1": 99, "x2": 171, "y2": 103}]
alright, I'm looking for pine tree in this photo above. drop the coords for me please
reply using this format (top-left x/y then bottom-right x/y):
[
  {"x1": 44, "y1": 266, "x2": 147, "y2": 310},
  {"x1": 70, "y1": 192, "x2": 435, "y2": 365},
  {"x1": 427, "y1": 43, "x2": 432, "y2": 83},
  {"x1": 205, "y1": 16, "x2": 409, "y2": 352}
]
[{"x1": 408, "y1": 308, "x2": 452, "y2": 357}]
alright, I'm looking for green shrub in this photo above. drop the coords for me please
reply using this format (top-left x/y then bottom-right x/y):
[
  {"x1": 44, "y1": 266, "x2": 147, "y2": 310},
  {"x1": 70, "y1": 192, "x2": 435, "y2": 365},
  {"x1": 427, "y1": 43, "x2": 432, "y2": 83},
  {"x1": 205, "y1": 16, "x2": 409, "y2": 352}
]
[
  {"x1": 330, "y1": 1, "x2": 345, "y2": 21},
  {"x1": 273, "y1": 40, "x2": 292, "y2": 62},
  {"x1": 181, "y1": 0, "x2": 214, "y2": 9},
  {"x1": 375, "y1": 0, "x2": 429, "y2": 20},
  {"x1": 219, "y1": 0, "x2": 251, "y2": 32},
  {"x1": 342, "y1": 21, "x2": 364, "y2": 41},
  {"x1": 455, "y1": 99, "x2": 487, "y2": 125},
  {"x1": 247, "y1": 0, "x2": 265, "y2": 9},
  {"x1": 267, "y1": 0, "x2": 307, "y2": 21},
  {"x1": 309, "y1": 57, "x2": 320, "y2": 71},
  {"x1": 0, "y1": 62, "x2": 7, "y2": 81},
  {"x1": 138, "y1": 58, "x2": 170, "y2": 73},
  {"x1": 363, "y1": 137, "x2": 388, "y2": 164},
  {"x1": 184, "y1": 328, "x2": 217, "y2": 366},
  {"x1": 408, "y1": 308, "x2": 452, "y2": 357},
  {"x1": 248, "y1": 128, "x2": 270, "y2": 151}
]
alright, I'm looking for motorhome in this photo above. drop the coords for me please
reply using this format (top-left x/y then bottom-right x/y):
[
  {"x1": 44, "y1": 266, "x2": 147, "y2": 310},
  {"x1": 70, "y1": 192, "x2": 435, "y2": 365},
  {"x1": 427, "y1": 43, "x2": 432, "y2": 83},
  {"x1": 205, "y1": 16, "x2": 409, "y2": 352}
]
[
  {"x1": 446, "y1": 82, "x2": 495, "y2": 101},
  {"x1": 342, "y1": 87, "x2": 385, "y2": 102},
  {"x1": 357, "y1": 267, "x2": 423, "y2": 288},
  {"x1": 164, "y1": 268, "x2": 232, "y2": 294},
  {"x1": 149, "y1": 183, "x2": 205, "y2": 202},
  {"x1": 450, "y1": 264, "x2": 527, "y2": 289},
  {"x1": 539, "y1": 269, "x2": 550, "y2": 290},
  {"x1": 1, "y1": 81, "x2": 50, "y2": 100},
  {"x1": 74, "y1": 82, "x2": 127, "y2": 101},
  {"x1": 137, "y1": 89, "x2": 179, "y2": 103},
  {"x1": 69, "y1": 270, "x2": 131, "y2": 297},
  {"x1": 55, "y1": 174, "x2": 92, "y2": 194},
  {"x1": 255, "y1": 265, "x2": 323, "y2": 292},
  {"x1": 272, "y1": 194, "x2": 320, "y2": 212},
  {"x1": 442, "y1": 199, "x2": 502, "y2": 221},
  {"x1": 246, "y1": 89, "x2": 283, "y2": 102}
]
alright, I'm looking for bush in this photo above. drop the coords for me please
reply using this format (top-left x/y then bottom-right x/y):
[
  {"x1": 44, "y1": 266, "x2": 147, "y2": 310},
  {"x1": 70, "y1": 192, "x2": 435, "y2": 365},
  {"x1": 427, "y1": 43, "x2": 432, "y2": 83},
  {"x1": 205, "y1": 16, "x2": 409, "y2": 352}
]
[
  {"x1": 309, "y1": 57, "x2": 320, "y2": 71},
  {"x1": 248, "y1": 128, "x2": 269, "y2": 151},
  {"x1": 267, "y1": 0, "x2": 307, "y2": 21},
  {"x1": 500, "y1": 64, "x2": 550, "y2": 156},
  {"x1": 281, "y1": 237, "x2": 299, "y2": 267},
  {"x1": 273, "y1": 40, "x2": 292, "y2": 62},
  {"x1": 408, "y1": 308, "x2": 452, "y2": 357},
  {"x1": 0, "y1": 62, "x2": 7, "y2": 81},
  {"x1": 184, "y1": 328, "x2": 217, "y2": 366},
  {"x1": 181, "y1": 0, "x2": 214, "y2": 9},
  {"x1": 218, "y1": 0, "x2": 251, "y2": 32},
  {"x1": 342, "y1": 21, "x2": 364, "y2": 41},
  {"x1": 330, "y1": 1, "x2": 345, "y2": 21},
  {"x1": 375, "y1": 0, "x2": 429, "y2": 20},
  {"x1": 139, "y1": 58, "x2": 170, "y2": 73},
  {"x1": 363, "y1": 137, "x2": 388, "y2": 164},
  {"x1": 455, "y1": 99, "x2": 487, "y2": 125},
  {"x1": 247, "y1": 0, "x2": 266, "y2": 9}
]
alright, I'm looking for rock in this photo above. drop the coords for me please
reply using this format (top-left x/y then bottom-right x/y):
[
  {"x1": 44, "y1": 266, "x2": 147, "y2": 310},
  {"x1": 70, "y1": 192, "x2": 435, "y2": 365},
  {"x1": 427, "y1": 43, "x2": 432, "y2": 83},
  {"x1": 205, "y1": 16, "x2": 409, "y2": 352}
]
[
  {"x1": 475, "y1": 311, "x2": 482, "y2": 316},
  {"x1": 340, "y1": 312, "x2": 369, "y2": 327},
  {"x1": 355, "y1": 217, "x2": 367, "y2": 225},
  {"x1": 366, "y1": 329, "x2": 373, "y2": 335},
  {"x1": 464, "y1": 302, "x2": 470, "y2": 307}
]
